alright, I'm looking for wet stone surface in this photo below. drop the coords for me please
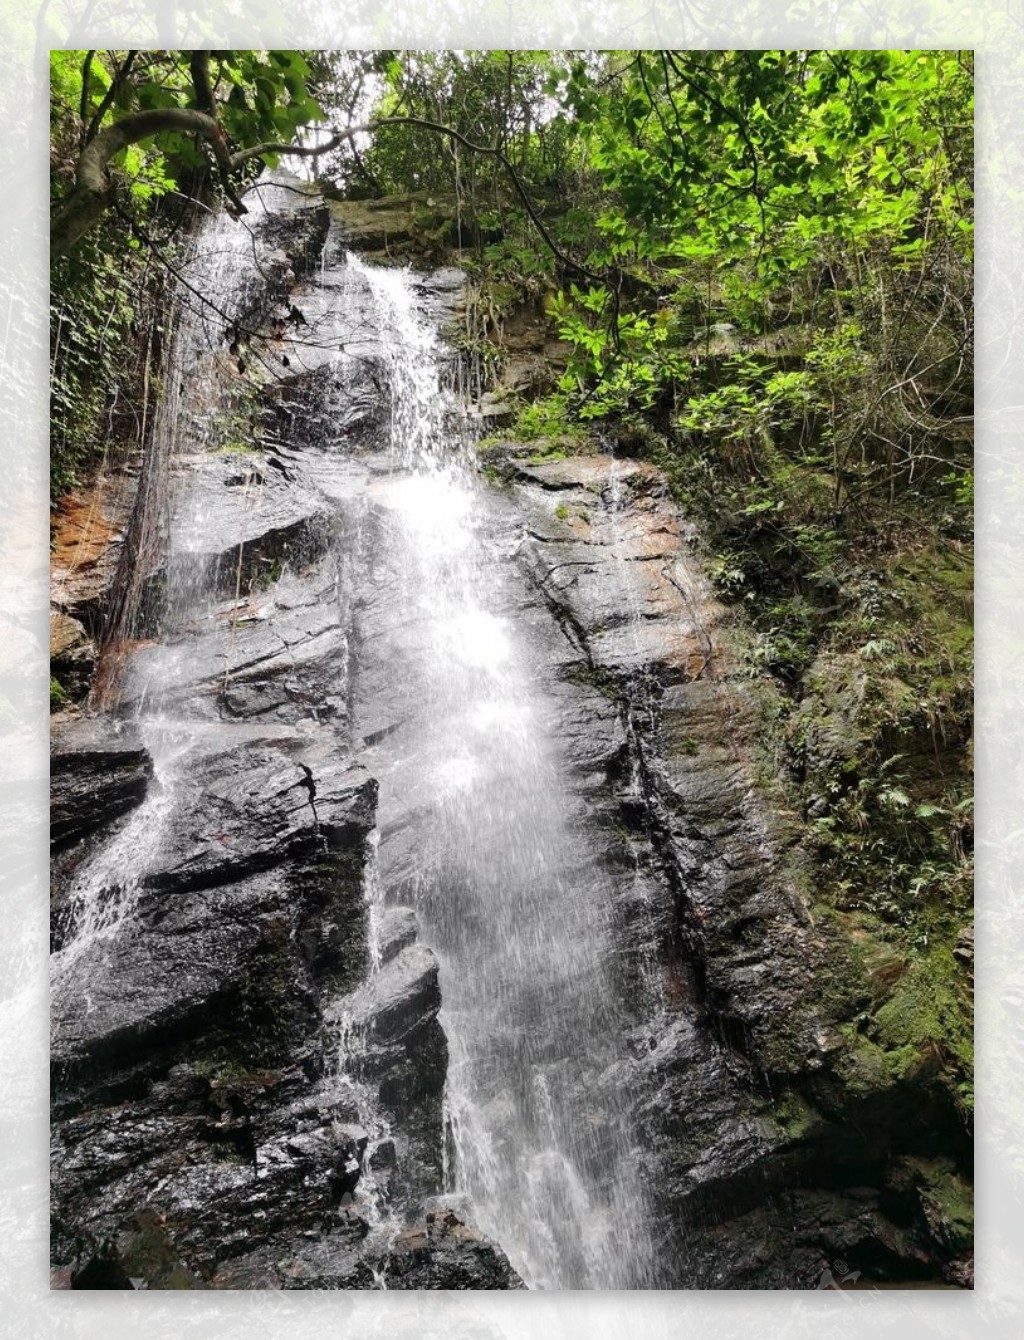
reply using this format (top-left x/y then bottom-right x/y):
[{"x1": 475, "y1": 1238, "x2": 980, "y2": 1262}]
[{"x1": 51, "y1": 193, "x2": 970, "y2": 1289}]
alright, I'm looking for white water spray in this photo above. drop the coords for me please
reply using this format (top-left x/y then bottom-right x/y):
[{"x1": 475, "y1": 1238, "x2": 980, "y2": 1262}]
[{"x1": 349, "y1": 256, "x2": 657, "y2": 1289}]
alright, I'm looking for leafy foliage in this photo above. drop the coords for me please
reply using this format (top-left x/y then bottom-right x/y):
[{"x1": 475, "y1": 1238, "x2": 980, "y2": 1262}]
[
  {"x1": 51, "y1": 49, "x2": 329, "y2": 215},
  {"x1": 346, "y1": 50, "x2": 974, "y2": 1106},
  {"x1": 49, "y1": 48, "x2": 329, "y2": 495}
]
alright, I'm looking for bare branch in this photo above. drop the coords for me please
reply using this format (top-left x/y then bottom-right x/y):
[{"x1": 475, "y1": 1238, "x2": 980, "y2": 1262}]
[
  {"x1": 230, "y1": 129, "x2": 351, "y2": 167},
  {"x1": 78, "y1": 51, "x2": 94, "y2": 147},
  {"x1": 189, "y1": 50, "x2": 216, "y2": 116}
]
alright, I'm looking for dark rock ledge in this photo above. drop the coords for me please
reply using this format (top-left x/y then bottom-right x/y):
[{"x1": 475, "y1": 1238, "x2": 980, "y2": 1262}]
[{"x1": 497, "y1": 446, "x2": 973, "y2": 1289}]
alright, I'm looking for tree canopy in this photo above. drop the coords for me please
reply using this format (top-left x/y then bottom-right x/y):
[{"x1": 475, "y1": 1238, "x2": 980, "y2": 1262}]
[{"x1": 50, "y1": 49, "x2": 336, "y2": 257}]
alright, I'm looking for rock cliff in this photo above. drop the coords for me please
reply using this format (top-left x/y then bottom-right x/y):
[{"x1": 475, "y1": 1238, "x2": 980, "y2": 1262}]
[{"x1": 50, "y1": 185, "x2": 971, "y2": 1290}]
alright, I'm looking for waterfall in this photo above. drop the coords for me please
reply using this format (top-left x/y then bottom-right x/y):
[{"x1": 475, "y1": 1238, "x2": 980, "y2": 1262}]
[
  {"x1": 49, "y1": 176, "x2": 975, "y2": 1296},
  {"x1": 349, "y1": 256, "x2": 657, "y2": 1289},
  {"x1": 52, "y1": 201, "x2": 660, "y2": 1288},
  {"x1": 52, "y1": 195, "x2": 276, "y2": 998}
]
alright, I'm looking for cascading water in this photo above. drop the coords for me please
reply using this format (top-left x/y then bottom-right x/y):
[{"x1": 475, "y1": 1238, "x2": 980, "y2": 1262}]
[
  {"x1": 52, "y1": 197, "x2": 660, "y2": 1289},
  {"x1": 348, "y1": 255, "x2": 658, "y2": 1289},
  {"x1": 51, "y1": 195, "x2": 277, "y2": 1001},
  {"x1": 50, "y1": 723, "x2": 190, "y2": 971}
]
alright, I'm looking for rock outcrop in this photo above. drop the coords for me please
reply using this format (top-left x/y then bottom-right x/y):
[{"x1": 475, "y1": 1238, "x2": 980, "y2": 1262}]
[
  {"x1": 50, "y1": 185, "x2": 971, "y2": 1291},
  {"x1": 487, "y1": 443, "x2": 973, "y2": 1287},
  {"x1": 384, "y1": 1209, "x2": 525, "y2": 1290},
  {"x1": 50, "y1": 735, "x2": 151, "y2": 853}
]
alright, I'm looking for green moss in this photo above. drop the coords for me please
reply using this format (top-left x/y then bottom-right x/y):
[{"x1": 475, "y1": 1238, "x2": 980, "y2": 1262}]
[
  {"x1": 561, "y1": 661, "x2": 620, "y2": 699},
  {"x1": 117, "y1": 1209, "x2": 207, "y2": 1289},
  {"x1": 413, "y1": 204, "x2": 445, "y2": 232},
  {"x1": 805, "y1": 905, "x2": 875, "y2": 1018},
  {"x1": 50, "y1": 675, "x2": 67, "y2": 710},
  {"x1": 554, "y1": 502, "x2": 569, "y2": 520},
  {"x1": 233, "y1": 926, "x2": 301, "y2": 1065},
  {"x1": 909, "y1": 1158, "x2": 974, "y2": 1252},
  {"x1": 873, "y1": 946, "x2": 973, "y2": 1074},
  {"x1": 770, "y1": 1089, "x2": 818, "y2": 1141},
  {"x1": 187, "y1": 1054, "x2": 253, "y2": 1082},
  {"x1": 481, "y1": 462, "x2": 511, "y2": 487},
  {"x1": 829, "y1": 941, "x2": 972, "y2": 1110},
  {"x1": 251, "y1": 555, "x2": 283, "y2": 590},
  {"x1": 836, "y1": 1030, "x2": 922, "y2": 1097},
  {"x1": 927, "y1": 1169, "x2": 974, "y2": 1237}
]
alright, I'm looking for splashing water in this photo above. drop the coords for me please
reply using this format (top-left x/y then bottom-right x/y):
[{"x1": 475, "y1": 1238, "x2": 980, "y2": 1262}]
[
  {"x1": 51, "y1": 724, "x2": 192, "y2": 996},
  {"x1": 350, "y1": 256, "x2": 657, "y2": 1289},
  {"x1": 53, "y1": 198, "x2": 278, "y2": 995}
]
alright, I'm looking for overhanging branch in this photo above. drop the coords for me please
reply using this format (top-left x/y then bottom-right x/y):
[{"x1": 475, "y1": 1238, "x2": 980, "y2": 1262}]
[{"x1": 51, "y1": 107, "x2": 244, "y2": 258}]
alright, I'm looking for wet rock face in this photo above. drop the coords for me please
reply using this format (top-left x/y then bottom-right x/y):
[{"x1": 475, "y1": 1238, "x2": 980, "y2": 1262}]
[
  {"x1": 51, "y1": 743, "x2": 377, "y2": 1093},
  {"x1": 48, "y1": 471, "x2": 389, "y2": 1285},
  {"x1": 326, "y1": 943, "x2": 448, "y2": 1201},
  {"x1": 49, "y1": 480, "x2": 138, "y2": 697},
  {"x1": 327, "y1": 193, "x2": 462, "y2": 259},
  {"x1": 384, "y1": 1210, "x2": 526, "y2": 1290},
  {"x1": 50, "y1": 739, "x2": 151, "y2": 853},
  {"x1": 512, "y1": 450, "x2": 846, "y2": 1066},
  {"x1": 52, "y1": 1058, "x2": 380, "y2": 1290},
  {"x1": 496, "y1": 444, "x2": 972, "y2": 1287},
  {"x1": 159, "y1": 452, "x2": 336, "y2": 603}
]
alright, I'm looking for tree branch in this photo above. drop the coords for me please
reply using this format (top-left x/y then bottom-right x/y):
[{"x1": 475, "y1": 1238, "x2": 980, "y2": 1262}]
[
  {"x1": 52, "y1": 107, "x2": 244, "y2": 258},
  {"x1": 79, "y1": 51, "x2": 94, "y2": 148},
  {"x1": 84, "y1": 50, "x2": 137, "y2": 147},
  {"x1": 229, "y1": 129, "x2": 351, "y2": 167},
  {"x1": 186, "y1": 50, "x2": 248, "y2": 217},
  {"x1": 188, "y1": 50, "x2": 216, "y2": 115}
]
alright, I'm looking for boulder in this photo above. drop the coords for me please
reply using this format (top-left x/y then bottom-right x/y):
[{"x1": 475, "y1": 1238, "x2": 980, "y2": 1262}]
[
  {"x1": 384, "y1": 1209, "x2": 525, "y2": 1290},
  {"x1": 327, "y1": 944, "x2": 441, "y2": 1045}
]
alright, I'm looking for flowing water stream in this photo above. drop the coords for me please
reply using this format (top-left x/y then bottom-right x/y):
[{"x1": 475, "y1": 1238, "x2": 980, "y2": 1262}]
[
  {"x1": 52, "y1": 197, "x2": 277, "y2": 995},
  {"x1": 348, "y1": 256, "x2": 657, "y2": 1289}
]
